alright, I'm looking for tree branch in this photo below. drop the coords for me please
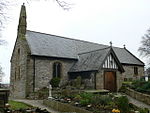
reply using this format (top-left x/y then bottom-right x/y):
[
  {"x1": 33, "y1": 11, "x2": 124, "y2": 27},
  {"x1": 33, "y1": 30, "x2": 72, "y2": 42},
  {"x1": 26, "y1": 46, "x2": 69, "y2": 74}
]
[
  {"x1": 138, "y1": 29, "x2": 150, "y2": 58},
  {"x1": 55, "y1": 0, "x2": 72, "y2": 10}
]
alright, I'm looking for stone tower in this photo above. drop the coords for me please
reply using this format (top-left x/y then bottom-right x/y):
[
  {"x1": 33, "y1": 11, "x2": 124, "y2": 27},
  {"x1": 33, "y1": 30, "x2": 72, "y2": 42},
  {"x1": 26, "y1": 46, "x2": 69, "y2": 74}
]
[
  {"x1": 10, "y1": 4, "x2": 28, "y2": 98},
  {"x1": 18, "y1": 3, "x2": 27, "y2": 35}
]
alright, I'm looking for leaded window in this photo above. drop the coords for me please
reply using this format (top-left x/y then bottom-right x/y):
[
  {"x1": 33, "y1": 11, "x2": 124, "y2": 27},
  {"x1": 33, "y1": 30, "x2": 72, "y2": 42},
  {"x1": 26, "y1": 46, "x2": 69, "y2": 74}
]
[{"x1": 53, "y1": 62, "x2": 61, "y2": 78}]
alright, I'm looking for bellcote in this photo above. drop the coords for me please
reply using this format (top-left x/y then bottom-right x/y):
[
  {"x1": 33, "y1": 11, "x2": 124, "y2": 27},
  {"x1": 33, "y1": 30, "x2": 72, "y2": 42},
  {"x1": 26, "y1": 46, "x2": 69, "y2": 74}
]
[{"x1": 18, "y1": 3, "x2": 27, "y2": 35}]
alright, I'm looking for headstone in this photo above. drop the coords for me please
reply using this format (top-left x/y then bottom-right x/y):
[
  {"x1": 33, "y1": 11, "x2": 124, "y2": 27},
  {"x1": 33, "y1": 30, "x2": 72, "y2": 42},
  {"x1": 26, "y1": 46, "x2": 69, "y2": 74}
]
[{"x1": 145, "y1": 76, "x2": 148, "y2": 81}]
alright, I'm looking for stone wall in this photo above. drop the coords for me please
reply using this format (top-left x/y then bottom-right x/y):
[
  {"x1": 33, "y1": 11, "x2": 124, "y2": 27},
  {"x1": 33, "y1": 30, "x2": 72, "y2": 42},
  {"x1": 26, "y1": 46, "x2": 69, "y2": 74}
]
[
  {"x1": 34, "y1": 57, "x2": 75, "y2": 91},
  {"x1": 83, "y1": 72, "x2": 95, "y2": 89},
  {"x1": 123, "y1": 65, "x2": 144, "y2": 80},
  {"x1": 125, "y1": 88, "x2": 150, "y2": 105},
  {"x1": 43, "y1": 99, "x2": 92, "y2": 113},
  {"x1": 96, "y1": 71, "x2": 104, "y2": 89},
  {"x1": 116, "y1": 71, "x2": 124, "y2": 91},
  {"x1": 26, "y1": 56, "x2": 34, "y2": 97},
  {"x1": 10, "y1": 34, "x2": 30, "y2": 98}
]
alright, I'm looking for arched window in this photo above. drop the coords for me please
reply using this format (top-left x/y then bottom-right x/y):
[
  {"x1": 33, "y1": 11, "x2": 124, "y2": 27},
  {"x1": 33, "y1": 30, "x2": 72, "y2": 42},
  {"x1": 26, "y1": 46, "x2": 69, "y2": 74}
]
[{"x1": 53, "y1": 62, "x2": 61, "y2": 78}]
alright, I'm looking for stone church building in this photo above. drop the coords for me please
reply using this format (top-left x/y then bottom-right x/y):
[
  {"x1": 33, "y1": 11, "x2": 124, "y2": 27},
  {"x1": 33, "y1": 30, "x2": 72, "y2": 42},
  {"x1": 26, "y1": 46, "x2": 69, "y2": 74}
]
[{"x1": 10, "y1": 4, "x2": 144, "y2": 98}]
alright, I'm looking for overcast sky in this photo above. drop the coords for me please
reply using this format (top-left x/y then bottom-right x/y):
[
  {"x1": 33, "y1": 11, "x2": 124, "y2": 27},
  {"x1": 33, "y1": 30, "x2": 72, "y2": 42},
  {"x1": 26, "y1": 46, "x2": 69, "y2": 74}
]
[{"x1": 0, "y1": 0, "x2": 150, "y2": 83}]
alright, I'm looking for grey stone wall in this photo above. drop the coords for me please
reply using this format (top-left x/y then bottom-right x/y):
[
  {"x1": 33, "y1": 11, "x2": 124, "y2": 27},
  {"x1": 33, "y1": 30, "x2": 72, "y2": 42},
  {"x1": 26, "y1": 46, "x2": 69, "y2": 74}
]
[
  {"x1": 116, "y1": 71, "x2": 124, "y2": 91},
  {"x1": 26, "y1": 56, "x2": 34, "y2": 97},
  {"x1": 96, "y1": 71, "x2": 104, "y2": 89},
  {"x1": 10, "y1": 34, "x2": 30, "y2": 98},
  {"x1": 43, "y1": 99, "x2": 93, "y2": 113},
  {"x1": 126, "y1": 88, "x2": 150, "y2": 106},
  {"x1": 82, "y1": 72, "x2": 95, "y2": 89},
  {"x1": 123, "y1": 65, "x2": 144, "y2": 80},
  {"x1": 34, "y1": 58, "x2": 75, "y2": 91}
]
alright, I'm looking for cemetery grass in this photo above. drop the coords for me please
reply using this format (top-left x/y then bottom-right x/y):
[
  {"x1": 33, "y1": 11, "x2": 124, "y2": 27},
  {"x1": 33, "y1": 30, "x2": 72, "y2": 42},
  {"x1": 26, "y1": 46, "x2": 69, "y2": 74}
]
[{"x1": 9, "y1": 100, "x2": 33, "y2": 110}]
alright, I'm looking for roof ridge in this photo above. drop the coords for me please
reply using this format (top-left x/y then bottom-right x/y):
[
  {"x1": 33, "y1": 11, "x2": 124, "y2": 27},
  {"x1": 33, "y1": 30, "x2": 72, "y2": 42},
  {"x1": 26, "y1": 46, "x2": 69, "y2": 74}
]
[
  {"x1": 26, "y1": 30, "x2": 108, "y2": 47},
  {"x1": 78, "y1": 46, "x2": 111, "y2": 55}
]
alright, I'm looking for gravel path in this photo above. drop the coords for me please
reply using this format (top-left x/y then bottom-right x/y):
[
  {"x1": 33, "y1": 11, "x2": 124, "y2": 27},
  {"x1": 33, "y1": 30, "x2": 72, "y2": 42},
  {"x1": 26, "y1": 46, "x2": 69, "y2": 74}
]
[{"x1": 12, "y1": 99, "x2": 58, "y2": 113}]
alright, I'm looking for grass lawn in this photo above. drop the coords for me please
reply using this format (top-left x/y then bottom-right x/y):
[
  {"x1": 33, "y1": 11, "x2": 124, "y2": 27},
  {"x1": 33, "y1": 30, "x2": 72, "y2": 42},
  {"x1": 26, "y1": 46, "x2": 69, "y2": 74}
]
[{"x1": 9, "y1": 100, "x2": 33, "y2": 110}]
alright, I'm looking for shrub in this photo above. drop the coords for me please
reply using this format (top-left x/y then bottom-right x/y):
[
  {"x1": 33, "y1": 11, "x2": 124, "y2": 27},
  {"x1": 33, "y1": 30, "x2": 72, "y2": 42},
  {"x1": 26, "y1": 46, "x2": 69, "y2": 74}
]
[
  {"x1": 90, "y1": 95, "x2": 113, "y2": 108},
  {"x1": 136, "y1": 87, "x2": 145, "y2": 93},
  {"x1": 122, "y1": 81, "x2": 132, "y2": 87},
  {"x1": 139, "y1": 108, "x2": 149, "y2": 113},
  {"x1": 131, "y1": 80, "x2": 150, "y2": 94},
  {"x1": 98, "y1": 95, "x2": 112, "y2": 106},
  {"x1": 115, "y1": 96, "x2": 130, "y2": 113},
  {"x1": 74, "y1": 94, "x2": 82, "y2": 102},
  {"x1": 90, "y1": 95, "x2": 102, "y2": 105},
  {"x1": 142, "y1": 81, "x2": 150, "y2": 89},
  {"x1": 50, "y1": 77, "x2": 60, "y2": 88},
  {"x1": 78, "y1": 92, "x2": 93, "y2": 106},
  {"x1": 80, "y1": 92, "x2": 93, "y2": 100},
  {"x1": 80, "y1": 99, "x2": 90, "y2": 106}
]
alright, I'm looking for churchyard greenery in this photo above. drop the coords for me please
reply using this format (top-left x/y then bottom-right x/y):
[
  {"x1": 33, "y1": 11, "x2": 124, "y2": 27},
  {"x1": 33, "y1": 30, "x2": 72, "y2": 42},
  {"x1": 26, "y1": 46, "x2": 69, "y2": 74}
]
[
  {"x1": 8, "y1": 100, "x2": 32, "y2": 110},
  {"x1": 123, "y1": 80, "x2": 150, "y2": 95},
  {"x1": 43, "y1": 77, "x2": 150, "y2": 113},
  {"x1": 50, "y1": 77, "x2": 60, "y2": 88},
  {"x1": 0, "y1": 100, "x2": 51, "y2": 113},
  {"x1": 30, "y1": 77, "x2": 150, "y2": 113},
  {"x1": 51, "y1": 89, "x2": 148, "y2": 113}
]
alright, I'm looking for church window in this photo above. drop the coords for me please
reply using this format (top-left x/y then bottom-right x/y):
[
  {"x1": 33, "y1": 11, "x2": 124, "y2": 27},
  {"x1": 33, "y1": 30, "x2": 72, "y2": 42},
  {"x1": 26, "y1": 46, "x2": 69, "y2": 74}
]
[
  {"x1": 17, "y1": 48, "x2": 20, "y2": 61},
  {"x1": 134, "y1": 67, "x2": 138, "y2": 75},
  {"x1": 18, "y1": 66, "x2": 21, "y2": 80},
  {"x1": 14, "y1": 67, "x2": 17, "y2": 80},
  {"x1": 53, "y1": 62, "x2": 61, "y2": 78}
]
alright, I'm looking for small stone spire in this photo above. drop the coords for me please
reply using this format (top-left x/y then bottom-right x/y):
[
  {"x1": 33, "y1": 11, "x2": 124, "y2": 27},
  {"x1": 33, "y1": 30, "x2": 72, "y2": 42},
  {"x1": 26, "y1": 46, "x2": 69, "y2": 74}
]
[
  {"x1": 18, "y1": 3, "x2": 27, "y2": 35},
  {"x1": 110, "y1": 41, "x2": 112, "y2": 47}
]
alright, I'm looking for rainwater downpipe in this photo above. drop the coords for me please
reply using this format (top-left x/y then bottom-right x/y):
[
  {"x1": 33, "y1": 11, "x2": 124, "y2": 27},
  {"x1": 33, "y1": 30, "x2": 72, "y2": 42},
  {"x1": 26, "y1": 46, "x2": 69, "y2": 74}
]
[{"x1": 33, "y1": 57, "x2": 35, "y2": 92}]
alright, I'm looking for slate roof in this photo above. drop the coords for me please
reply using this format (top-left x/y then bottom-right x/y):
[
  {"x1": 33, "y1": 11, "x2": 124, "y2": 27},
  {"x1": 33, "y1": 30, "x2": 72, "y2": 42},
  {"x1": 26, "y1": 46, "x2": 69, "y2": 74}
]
[
  {"x1": 69, "y1": 47, "x2": 110, "y2": 72},
  {"x1": 26, "y1": 30, "x2": 144, "y2": 66},
  {"x1": 69, "y1": 47, "x2": 125, "y2": 72}
]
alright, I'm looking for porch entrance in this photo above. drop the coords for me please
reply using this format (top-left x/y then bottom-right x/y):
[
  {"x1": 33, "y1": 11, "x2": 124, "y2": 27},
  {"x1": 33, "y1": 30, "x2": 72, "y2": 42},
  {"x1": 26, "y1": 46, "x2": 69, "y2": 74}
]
[{"x1": 104, "y1": 71, "x2": 117, "y2": 92}]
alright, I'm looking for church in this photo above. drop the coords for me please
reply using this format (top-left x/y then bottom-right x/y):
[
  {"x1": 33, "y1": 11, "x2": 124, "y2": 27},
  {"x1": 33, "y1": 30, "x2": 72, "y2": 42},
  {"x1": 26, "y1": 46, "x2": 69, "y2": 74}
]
[{"x1": 10, "y1": 4, "x2": 144, "y2": 98}]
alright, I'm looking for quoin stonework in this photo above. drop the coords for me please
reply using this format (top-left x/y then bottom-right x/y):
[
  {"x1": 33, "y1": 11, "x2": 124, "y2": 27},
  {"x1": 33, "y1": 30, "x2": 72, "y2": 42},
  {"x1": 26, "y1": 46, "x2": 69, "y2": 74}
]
[{"x1": 10, "y1": 4, "x2": 145, "y2": 98}]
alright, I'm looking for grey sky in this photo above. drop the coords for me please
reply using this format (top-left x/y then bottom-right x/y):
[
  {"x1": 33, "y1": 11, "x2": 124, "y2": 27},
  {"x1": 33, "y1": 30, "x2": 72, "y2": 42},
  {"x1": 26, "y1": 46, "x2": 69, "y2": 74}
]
[{"x1": 0, "y1": 0, "x2": 150, "y2": 83}]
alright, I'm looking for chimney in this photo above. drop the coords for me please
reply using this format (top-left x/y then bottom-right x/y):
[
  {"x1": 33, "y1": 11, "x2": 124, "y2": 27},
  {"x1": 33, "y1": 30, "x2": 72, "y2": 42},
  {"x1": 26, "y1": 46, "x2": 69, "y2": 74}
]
[{"x1": 18, "y1": 3, "x2": 27, "y2": 35}]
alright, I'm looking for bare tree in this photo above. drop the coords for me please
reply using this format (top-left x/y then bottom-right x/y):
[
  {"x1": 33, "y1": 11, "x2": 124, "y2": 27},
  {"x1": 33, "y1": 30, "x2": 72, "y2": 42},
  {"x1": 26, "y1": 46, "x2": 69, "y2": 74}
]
[
  {"x1": 55, "y1": 0, "x2": 72, "y2": 10},
  {"x1": 0, "y1": 0, "x2": 9, "y2": 46},
  {"x1": 0, "y1": 0, "x2": 9, "y2": 29},
  {"x1": 146, "y1": 67, "x2": 150, "y2": 76},
  {"x1": 0, "y1": 0, "x2": 71, "y2": 29},
  {"x1": 138, "y1": 29, "x2": 150, "y2": 58},
  {"x1": 0, "y1": 65, "x2": 4, "y2": 82},
  {"x1": 0, "y1": 66, "x2": 3, "y2": 75}
]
